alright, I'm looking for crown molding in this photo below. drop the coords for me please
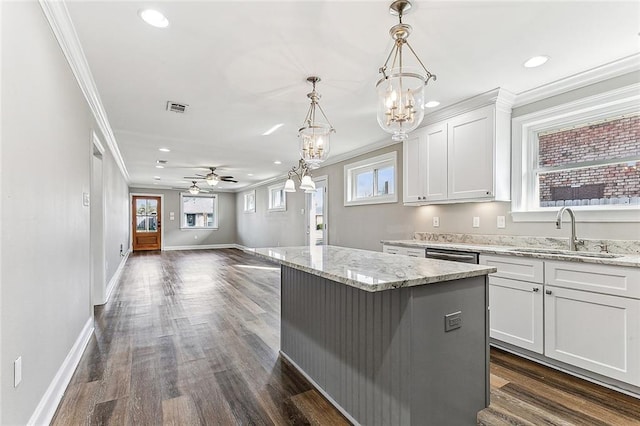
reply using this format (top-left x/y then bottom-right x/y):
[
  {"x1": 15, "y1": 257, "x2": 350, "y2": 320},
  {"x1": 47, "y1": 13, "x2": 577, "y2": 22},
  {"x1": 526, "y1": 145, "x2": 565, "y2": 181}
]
[
  {"x1": 422, "y1": 87, "x2": 516, "y2": 126},
  {"x1": 513, "y1": 54, "x2": 640, "y2": 108},
  {"x1": 39, "y1": 0, "x2": 129, "y2": 182}
]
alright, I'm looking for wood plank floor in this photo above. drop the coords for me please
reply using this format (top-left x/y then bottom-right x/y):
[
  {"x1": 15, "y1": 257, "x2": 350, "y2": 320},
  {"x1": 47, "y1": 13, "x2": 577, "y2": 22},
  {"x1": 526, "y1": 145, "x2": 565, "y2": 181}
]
[{"x1": 51, "y1": 249, "x2": 640, "y2": 425}]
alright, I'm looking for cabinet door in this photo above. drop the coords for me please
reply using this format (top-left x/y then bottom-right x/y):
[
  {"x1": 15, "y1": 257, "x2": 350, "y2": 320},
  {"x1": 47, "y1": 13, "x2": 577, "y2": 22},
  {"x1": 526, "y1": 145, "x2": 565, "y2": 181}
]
[
  {"x1": 544, "y1": 286, "x2": 640, "y2": 386},
  {"x1": 405, "y1": 248, "x2": 426, "y2": 258},
  {"x1": 423, "y1": 122, "x2": 448, "y2": 201},
  {"x1": 489, "y1": 276, "x2": 543, "y2": 353},
  {"x1": 403, "y1": 134, "x2": 424, "y2": 203},
  {"x1": 447, "y1": 105, "x2": 495, "y2": 200}
]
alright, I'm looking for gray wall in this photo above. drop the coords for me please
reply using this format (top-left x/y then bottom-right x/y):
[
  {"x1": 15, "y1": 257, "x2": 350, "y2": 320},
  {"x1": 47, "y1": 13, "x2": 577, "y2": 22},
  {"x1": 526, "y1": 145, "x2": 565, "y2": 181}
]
[
  {"x1": 236, "y1": 180, "x2": 308, "y2": 248},
  {"x1": 130, "y1": 188, "x2": 237, "y2": 248},
  {"x1": 236, "y1": 73, "x2": 640, "y2": 251},
  {"x1": 103, "y1": 147, "x2": 130, "y2": 282},
  {"x1": 1, "y1": 2, "x2": 92, "y2": 423}
]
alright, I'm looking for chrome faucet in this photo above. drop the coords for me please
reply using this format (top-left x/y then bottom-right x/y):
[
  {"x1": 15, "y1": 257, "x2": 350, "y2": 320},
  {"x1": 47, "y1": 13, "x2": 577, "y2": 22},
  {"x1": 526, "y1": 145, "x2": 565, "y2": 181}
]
[{"x1": 555, "y1": 207, "x2": 584, "y2": 251}]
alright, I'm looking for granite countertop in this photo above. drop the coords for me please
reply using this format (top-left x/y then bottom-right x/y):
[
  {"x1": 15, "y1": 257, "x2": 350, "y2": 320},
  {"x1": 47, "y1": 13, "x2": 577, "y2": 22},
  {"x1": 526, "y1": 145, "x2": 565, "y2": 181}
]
[
  {"x1": 250, "y1": 245, "x2": 496, "y2": 292},
  {"x1": 381, "y1": 240, "x2": 640, "y2": 268}
]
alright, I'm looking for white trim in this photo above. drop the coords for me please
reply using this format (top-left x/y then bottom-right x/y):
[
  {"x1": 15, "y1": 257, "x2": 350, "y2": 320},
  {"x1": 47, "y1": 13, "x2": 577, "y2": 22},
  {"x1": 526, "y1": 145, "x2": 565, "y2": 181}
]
[
  {"x1": 163, "y1": 244, "x2": 239, "y2": 251},
  {"x1": 344, "y1": 151, "x2": 398, "y2": 207},
  {"x1": 105, "y1": 249, "x2": 130, "y2": 303},
  {"x1": 243, "y1": 190, "x2": 256, "y2": 213},
  {"x1": 130, "y1": 193, "x2": 165, "y2": 251},
  {"x1": 514, "y1": 54, "x2": 640, "y2": 108},
  {"x1": 38, "y1": 0, "x2": 129, "y2": 182},
  {"x1": 422, "y1": 87, "x2": 516, "y2": 126},
  {"x1": 27, "y1": 318, "x2": 94, "y2": 426},
  {"x1": 279, "y1": 351, "x2": 360, "y2": 426},
  {"x1": 179, "y1": 192, "x2": 219, "y2": 230}
]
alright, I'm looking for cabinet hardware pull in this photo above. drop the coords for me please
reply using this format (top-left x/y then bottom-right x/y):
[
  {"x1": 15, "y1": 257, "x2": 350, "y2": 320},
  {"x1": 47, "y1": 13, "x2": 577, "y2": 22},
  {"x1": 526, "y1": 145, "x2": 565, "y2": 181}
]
[
  {"x1": 533, "y1": 288, "x2": 539, "y2": 292},
  {"x1": 545, "y1": 290, "x2": 552, "y2": 295}
]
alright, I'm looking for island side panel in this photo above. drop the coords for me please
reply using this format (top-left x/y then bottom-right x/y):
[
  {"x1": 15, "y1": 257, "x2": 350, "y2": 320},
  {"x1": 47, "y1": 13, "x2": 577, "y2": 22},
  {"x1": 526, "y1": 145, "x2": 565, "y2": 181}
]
[
  {"x1": 409, "y1": 275, "x2": 489, "y2": 425},
  {"x1": 280, "y1": 265, "x2": 412, "y2": 425}
]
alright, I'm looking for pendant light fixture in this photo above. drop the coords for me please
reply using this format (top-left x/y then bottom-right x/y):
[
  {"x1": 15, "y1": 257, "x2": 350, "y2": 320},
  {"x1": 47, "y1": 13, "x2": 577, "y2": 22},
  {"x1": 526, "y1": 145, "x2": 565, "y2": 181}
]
[
  {"x1": 376, "y1": 0, "x2": 436, "y2": 141},
  {"x1": 188, "y1": 181, "x2": 201, "y2": 195},
  {"x1": 299, "y1": 77, "x2": 335, "y2": 169},
  {"x1": 283, "y1": 159, "x2": 316, "y2": 193}
]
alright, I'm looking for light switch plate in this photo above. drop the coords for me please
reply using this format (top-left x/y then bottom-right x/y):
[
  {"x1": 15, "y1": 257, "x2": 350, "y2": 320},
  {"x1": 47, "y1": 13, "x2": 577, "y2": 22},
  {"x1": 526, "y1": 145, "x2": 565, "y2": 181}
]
[
  {"x1": 472, "y1": 216, "x2": 480, "y2": 228},
  {"x1": 82, "y1": 192, "x2": 90, "y2": 207},
  {"x1": 497, "y1": 216, "x2": 506, "y2": 228},
  {"x1": 432, "y1": 216, "x2": 440, "y2": 227}
]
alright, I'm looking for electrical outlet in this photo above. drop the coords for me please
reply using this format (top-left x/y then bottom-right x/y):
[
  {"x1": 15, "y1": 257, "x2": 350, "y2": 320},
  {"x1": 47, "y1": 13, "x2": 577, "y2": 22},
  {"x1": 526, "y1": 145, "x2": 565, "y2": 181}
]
[
  {"x1": 497, "y1": 216, "x2": 506, "y2": 228},
  {"x1": 432, "y1": 216, "x2": 440, "y2": 227},
  {"x1": 472, "y1": 216, "x2": 480, "y2": 228},
  {"x1": 169, "y1": 212, "x2": 175, "y2": 221},
  {"x1": 14, "y1": 356, "x2": 22, "y2": 387},
  {"x1": 444, "y1": 311, "x2": 462, "y2": 332}
]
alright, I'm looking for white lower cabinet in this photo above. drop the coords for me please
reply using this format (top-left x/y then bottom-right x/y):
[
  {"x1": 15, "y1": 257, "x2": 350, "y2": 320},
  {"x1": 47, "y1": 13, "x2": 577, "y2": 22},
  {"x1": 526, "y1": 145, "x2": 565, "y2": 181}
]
[
  {"x1": 544, "y1": 285, "x2": 640, "y2": 386},
  {"x1": 489, "y1": 276, "x2": 543, "y2": 353},
  {"x1": 484, "y1": 254, "x2": 640, "y2": 388},
  {"x1": 382, "y1": 245, "x2": 426, "y2": 258}
]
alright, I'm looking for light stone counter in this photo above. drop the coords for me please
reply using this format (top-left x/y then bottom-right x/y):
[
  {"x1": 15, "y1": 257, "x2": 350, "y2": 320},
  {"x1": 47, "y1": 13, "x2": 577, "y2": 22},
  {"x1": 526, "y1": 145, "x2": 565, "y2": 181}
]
[
  {"x1": 251, "y1": 245, "x2": 496, "y2": 292},
  {"x1": 381, "y1": 240, "x2": 640, "y2": 268}
]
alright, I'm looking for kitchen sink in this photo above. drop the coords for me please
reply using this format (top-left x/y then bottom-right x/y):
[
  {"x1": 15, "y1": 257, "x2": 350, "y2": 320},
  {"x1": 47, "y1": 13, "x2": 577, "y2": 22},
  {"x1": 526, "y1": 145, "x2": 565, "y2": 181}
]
[{"x1": 507, "y1": 247, "x2": 623, "y2": 259}]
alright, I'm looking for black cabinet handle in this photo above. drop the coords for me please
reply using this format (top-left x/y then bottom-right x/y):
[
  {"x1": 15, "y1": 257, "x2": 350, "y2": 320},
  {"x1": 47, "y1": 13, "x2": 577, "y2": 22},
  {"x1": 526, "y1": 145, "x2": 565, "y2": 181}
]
[{"x1": 545, "y1": 290, "x2": 552, "y2": 295}]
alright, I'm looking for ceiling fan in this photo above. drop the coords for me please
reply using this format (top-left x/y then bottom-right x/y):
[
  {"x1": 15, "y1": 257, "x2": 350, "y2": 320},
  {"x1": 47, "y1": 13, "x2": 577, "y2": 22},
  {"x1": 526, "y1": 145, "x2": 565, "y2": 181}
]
[
  {"x1": 173, "y1": 180, "x2": 211, "y2": 195},
  {"x1": 185, "y1": 167, "x2": 238, "y2": 186}
]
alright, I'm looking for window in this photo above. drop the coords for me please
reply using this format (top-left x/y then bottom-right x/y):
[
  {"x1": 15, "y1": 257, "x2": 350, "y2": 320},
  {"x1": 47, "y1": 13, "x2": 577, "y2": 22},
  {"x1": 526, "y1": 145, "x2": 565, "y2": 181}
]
[
  {"x1": 512, "y1": 85, "x2": 639, "y2": 222},
  {"x1": 344, "y1": 151, "x2": 397, "y2": 206},
  {"x1": 243, "y1": 190, "x2": 256, "y2": 213},
  {"x1": 268, "y1": 184, "x2": 286, "y2": 211},
  {"x1": 180, "y1": 193, "x2": 218, "y2": 229}
]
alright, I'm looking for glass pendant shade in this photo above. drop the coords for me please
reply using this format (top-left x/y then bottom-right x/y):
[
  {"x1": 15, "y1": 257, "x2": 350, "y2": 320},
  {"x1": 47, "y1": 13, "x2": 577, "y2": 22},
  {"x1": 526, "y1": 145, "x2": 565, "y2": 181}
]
[
  {"x1": 304, "y1": 180, "x2": 317, "y2": 193},
  {"x1": 376, "y1": 67, "x2": 425, "y2": 141},
  {"x1": 189, "y1": 185, "x2": 200, "y2": 195},
  {"x1": 283, "y1": 178, "x2": 296, "y2": 192},
  {"x1": 299, "y1": 127, "x2": 331, "y2": 169},
  {"x1": 206, "y1": 175, "x2": 220, "y2": 186},
  {"x1": 299, "y1": 175, "x2": 315, "y2": 191}
]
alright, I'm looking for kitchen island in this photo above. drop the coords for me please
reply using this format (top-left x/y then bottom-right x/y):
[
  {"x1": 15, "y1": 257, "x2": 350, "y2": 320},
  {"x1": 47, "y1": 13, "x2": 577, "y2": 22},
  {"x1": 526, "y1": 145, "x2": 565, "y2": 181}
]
[{"x1": 253, "y1": 245, "x2": 496, "y2": 425}]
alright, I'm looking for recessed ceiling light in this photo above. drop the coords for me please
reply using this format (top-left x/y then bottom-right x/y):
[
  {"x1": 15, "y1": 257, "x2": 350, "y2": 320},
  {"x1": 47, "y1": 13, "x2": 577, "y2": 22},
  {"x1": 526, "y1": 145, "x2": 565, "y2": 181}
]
[
  {"x1": 274, "y1": 160, "x2": 282, "y2": 165},
  {"x1": 138, "y1": 9, "x2": 169, "y2": 28},
  {"x1": 153, "y1": 176, "x2": 161, "y2": 180},
  {"x1": 262, "y1": 123, "x2": 284, "y2": 136},
  {"x1": 424, "y1": 101, "x2": 440, "y2": 108},
  {"x1": 248, "y1": 173, "x2": 254, "y2": 176},
  {"x1": 523, "y1": 55, "x2": 549, "y2": 68},
  {"x1": 155, "y1": 165, "x2": 164, "y2": 169},
  {"x1": 158, "y1": 148, "x2": 171, "y2": 152}
]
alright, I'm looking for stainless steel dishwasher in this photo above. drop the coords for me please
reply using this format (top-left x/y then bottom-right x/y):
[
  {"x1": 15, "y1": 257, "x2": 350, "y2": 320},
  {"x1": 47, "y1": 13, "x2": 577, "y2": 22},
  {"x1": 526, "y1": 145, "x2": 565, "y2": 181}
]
[{"x1": 425, "y1": 247, "x2": 479, "y2": 264}]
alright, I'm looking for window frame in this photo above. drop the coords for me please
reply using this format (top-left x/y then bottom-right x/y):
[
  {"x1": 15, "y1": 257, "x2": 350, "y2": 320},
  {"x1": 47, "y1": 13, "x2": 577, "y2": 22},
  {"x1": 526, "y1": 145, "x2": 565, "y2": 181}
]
[
  {"x1": 179, "y1": 193, "x2": 219, "y2": 230},
  {"x1": 344, "y1": 151, "x2": 398, "y2": 206},
  {"x1": 268, "y1": 184, "x2": 287, "y2": 212},
  {"x1": 511, "y1": 84, "x2": 640, "y2": 223},
  {"x1": 243, "y1": 190, "x2": 256, "y2": 213}
]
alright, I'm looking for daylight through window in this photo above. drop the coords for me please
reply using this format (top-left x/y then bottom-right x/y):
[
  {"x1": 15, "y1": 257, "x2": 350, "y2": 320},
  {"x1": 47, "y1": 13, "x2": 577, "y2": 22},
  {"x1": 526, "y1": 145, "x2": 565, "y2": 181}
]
[{"x1": 180, "y1": 193, "x2": 218, "y2": 229}]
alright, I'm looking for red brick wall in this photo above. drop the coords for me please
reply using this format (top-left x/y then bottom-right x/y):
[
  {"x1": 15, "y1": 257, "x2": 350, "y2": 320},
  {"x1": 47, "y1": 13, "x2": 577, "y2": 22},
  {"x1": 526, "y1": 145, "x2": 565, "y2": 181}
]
[{"x1": 538, "y1": 115, "x2": 640, "y2": 204}]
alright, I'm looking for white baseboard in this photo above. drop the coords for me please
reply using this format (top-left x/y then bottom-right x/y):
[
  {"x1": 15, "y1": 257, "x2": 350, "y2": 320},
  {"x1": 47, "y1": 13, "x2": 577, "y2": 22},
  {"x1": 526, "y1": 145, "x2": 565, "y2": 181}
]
[
  {"x1": 28, "y1": 317, "x2": 94, "y2": 426},
  {"x1": 105, "y1": 249, "x2": 130, "y2": 303},
  {"x1": 163, "y1": 244, "x2": 243, "y2": 251}
]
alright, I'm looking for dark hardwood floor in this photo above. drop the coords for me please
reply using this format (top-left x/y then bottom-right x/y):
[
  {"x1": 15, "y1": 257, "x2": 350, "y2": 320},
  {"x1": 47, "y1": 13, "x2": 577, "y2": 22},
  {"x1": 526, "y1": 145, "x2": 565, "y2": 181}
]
[{"x1": 51, "y1": 249, "x2": 640, "y2": 425}]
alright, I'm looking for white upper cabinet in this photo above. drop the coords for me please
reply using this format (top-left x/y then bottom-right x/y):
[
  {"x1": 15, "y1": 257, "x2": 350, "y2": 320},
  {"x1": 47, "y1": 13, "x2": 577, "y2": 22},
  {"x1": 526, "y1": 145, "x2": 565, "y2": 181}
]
[{"x1": 403, "y1": 88, "x2": 514, "y2": 205}]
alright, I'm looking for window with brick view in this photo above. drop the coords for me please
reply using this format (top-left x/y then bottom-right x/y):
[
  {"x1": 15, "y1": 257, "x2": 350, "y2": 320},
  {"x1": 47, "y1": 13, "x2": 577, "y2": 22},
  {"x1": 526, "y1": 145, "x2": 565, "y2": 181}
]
[{"x1": 536, "y1": 114, "x2": 640, "y2": 207}]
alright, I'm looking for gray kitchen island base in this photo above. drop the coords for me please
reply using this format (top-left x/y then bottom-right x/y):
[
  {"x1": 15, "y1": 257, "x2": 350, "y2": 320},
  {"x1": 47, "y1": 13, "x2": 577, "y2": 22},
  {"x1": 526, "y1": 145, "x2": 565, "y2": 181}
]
[{"x1": 281, "y1": 265, "x2": 489, "y2": 426}]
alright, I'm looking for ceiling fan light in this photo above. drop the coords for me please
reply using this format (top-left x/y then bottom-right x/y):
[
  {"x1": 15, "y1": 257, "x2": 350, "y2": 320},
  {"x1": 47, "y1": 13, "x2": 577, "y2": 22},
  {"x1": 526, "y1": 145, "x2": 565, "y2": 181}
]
[
  {"x1": 284, "y1": 178, "x2": 296, "y2": 192},
  {"x1": 206, "y1": 175, "x2": 220, "y2": 186},
  {"x1": 189, "y1": 186, "x2": 200, "y2": 195}
]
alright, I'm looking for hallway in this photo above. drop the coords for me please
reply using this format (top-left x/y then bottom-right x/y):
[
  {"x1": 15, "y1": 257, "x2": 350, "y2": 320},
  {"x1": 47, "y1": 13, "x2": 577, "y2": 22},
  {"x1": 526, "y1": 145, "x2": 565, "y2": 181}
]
[{"x1": 51, "y1": 249, "x2": 640, "y2": 425}]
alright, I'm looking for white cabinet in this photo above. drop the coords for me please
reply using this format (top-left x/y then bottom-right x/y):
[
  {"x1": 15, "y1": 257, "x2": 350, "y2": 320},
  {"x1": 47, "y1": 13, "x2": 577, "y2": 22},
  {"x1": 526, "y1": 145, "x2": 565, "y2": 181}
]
[
  {"x1": 544, "y1": 285, "x2": 640, "y2": 386},
  {"x1": 382, "y1": 245, "x2": 425, "y2": 258},
  {"x1": 481, "y1": 255, "x2": 544, "y2": 354},
  {"x1": 403, "y1": 89, "x2": 514, "y2": 205}
]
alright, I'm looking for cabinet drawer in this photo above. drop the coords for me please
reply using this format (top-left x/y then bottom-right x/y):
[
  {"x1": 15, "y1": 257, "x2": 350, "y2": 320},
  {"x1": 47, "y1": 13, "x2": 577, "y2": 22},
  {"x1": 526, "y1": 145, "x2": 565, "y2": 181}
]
[
  {"x1": 383, "y1": 245, "x2": 402, "y2": 255},
  {"x1": 546, "y1": 261, "x2": 640, "y2": 299},
  {"x1": 480, "y1": 255, "x2": 544, "y2": 283},
  {"x1": 405, "y1": 248, "x2": 426, "y2": 258}
]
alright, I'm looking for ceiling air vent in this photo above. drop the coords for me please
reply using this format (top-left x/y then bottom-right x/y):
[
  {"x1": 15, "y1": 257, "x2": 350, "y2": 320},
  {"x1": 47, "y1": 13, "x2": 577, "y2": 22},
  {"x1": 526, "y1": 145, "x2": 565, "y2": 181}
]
[{"x1": 166, "y1": 101, "x2": 188, "y2": 113}]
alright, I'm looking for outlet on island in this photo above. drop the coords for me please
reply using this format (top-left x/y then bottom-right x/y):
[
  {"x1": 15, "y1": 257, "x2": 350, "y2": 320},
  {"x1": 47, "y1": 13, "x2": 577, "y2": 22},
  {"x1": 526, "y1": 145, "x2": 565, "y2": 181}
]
[
  {"x1": 433, "y1": 216, "x2": 440, "y2": 227},
  {"x1": 472, "y1": 217, "x2": 480, "y2": 228}
]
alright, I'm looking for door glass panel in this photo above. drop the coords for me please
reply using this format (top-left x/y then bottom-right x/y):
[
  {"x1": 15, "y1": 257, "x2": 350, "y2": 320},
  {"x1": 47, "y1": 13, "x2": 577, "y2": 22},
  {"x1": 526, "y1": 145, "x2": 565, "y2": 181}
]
[
  {"x1": 136, "y1": 199, "x2": 147, "y2": 215},
  {"x1": 147, "y1": 216, "x2": 157, "y2": 231},
  {"x1": 148, "y1": 200, "x2": 158, "y2": 215},
  {"x1": 136, "y1": 216, "x2": 147, "y2": 231}
]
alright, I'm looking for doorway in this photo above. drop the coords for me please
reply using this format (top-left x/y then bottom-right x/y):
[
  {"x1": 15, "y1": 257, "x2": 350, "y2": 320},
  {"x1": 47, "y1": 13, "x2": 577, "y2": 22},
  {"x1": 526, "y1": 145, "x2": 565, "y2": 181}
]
[
  {"x1": 306, "y1": 176, "x2": 328, "y2": 245},
  {"x1": 90, "y1": 136, "x2": 106, "y2": 305},
  {"x1": 132, "y1": 195, "x2": 162, "y2": 251}
]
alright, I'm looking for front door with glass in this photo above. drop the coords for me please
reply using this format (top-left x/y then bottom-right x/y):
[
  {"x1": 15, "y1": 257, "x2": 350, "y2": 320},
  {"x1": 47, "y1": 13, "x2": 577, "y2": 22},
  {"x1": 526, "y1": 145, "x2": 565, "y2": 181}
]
[{"x1": 132, "y1": 196, "x2": 162, "y2": 251}]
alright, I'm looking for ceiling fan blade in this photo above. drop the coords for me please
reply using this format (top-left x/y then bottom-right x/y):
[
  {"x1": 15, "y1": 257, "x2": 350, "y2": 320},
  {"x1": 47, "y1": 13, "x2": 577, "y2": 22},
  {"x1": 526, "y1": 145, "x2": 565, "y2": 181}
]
[
  {"x1": 218, "y1": 175, "x2": 234, "y2": 179},
  {"x1": 183, "y1": 176, "x2": 206, "y2": 180},
  {"x1": 223, "y1": 179, "x2": 239, "y2": 183}
]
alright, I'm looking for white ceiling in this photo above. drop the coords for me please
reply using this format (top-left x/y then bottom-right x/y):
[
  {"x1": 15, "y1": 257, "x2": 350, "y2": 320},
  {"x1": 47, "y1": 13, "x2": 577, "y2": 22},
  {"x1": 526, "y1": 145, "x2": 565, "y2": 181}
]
[{"x1": 66, "y1": 1, "x2": 640, "y2": 191}]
